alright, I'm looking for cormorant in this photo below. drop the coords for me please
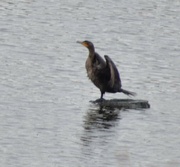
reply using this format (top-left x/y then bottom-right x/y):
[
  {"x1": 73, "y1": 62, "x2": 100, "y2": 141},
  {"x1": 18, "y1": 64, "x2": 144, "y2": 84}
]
[{"x1": 77, "y1": 40, "x2": 136, "y2": 100}]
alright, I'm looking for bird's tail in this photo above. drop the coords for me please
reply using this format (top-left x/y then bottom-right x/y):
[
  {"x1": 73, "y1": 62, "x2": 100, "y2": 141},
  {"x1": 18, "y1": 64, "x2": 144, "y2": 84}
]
[{"x1": 120, "y1": 88, "x2": 136, "y2": 96}]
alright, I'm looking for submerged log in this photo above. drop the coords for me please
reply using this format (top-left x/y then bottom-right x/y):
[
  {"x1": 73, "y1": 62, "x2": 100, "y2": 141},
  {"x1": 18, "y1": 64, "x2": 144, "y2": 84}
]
[{"x1": 91, "y1": 99, "x2": 150, "y2": 110}]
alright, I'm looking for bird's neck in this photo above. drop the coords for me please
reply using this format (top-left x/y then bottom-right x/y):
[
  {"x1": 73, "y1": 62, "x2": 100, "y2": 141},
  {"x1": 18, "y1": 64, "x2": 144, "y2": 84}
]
[{"x1": 88, "y1": 47, "x2": 95, "y2": 59}]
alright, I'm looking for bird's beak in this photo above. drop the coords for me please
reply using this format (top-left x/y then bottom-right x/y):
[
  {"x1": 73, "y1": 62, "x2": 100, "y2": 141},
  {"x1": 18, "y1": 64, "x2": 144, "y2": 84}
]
[
  {"x1": 76, "y1": 41, "x2": 88, "y2": 47},
  {"x1": 77, "y1": 41, "x2": 82, "y2": 44}
]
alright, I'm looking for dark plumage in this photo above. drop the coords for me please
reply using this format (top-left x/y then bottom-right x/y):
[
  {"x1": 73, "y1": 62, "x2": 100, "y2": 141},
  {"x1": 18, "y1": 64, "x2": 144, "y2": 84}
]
[{"x1": 77, "y1": 40, "x2": 136, "y2": 99}]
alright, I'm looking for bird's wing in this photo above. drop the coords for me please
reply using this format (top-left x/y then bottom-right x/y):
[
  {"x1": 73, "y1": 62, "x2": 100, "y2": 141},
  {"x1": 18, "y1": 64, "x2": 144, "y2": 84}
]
[
  {"x1": 104, "y1": 55, "x2": 121, "y2": 88},
  {"x1": 94, "y1": 52, "x2": 106, "y2": 69}
]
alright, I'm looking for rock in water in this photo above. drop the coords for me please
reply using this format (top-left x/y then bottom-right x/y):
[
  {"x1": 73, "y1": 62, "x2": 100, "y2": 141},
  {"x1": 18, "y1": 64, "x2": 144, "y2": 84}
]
[{"x1": 91, "y1": 99, "x2": 150, "y2": 110}]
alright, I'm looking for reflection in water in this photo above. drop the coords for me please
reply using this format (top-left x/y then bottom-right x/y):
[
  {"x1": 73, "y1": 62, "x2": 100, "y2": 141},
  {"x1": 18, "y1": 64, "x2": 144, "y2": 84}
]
[
  {"x1": 81, "y1": 105, "x2": 121, "y2": 147},
  {"x1": 79, "y1": 106, "x2": 131, "y2": 166},
  {"x1": 83, "y1": 105, "x2": 121, "y2": 130},
  {"x1": 81, "y1": 107, "x2": 120, "y2": 147}
]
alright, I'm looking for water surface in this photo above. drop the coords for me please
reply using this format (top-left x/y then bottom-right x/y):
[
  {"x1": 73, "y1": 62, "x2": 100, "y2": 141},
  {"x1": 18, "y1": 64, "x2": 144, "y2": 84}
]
[{"x1": 0, "y1": 0, "x2": 180, "y2": 166}]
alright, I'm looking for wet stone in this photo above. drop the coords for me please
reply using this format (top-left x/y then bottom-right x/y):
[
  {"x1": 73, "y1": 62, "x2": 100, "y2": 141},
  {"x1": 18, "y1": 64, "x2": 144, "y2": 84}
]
[{"x1": 91, "y1": 99, "x2": 150, "y2": 110}]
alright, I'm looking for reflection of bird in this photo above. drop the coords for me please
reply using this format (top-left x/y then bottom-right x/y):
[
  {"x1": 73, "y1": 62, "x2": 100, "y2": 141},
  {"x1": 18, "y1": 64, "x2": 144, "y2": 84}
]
[
  {"x1": 83, "y1": 107, "x2": 120, "y2": 130},
  {"x1": 77, "y1": 40, "x2": 136, "y2": 100}
]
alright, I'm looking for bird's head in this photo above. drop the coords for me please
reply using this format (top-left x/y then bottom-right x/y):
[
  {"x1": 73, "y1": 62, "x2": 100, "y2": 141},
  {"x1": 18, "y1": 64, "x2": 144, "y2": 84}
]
[{"x1": 77, "y1": 40, "x2": 94, "y2": 50}]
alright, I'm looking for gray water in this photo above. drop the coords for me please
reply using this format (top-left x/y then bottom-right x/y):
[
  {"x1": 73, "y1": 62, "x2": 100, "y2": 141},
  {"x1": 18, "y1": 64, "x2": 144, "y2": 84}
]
[{"x1": 0, "y1": 0, "x2": 180, "y2": 167}]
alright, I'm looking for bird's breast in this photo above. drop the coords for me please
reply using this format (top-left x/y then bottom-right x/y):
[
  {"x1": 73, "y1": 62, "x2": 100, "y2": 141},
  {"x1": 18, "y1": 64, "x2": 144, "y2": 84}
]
[{"x1": 86, "y1": 62, "x2": 94, "y2": 80}]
